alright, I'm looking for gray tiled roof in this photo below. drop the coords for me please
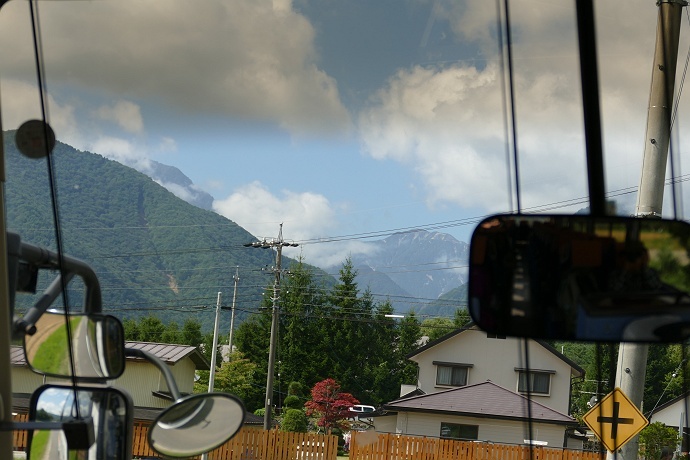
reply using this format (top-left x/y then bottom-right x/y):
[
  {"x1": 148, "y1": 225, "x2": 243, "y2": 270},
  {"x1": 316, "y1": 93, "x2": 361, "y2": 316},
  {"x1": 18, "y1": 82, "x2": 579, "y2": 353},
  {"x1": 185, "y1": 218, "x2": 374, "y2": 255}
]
[
  {"x1": 11, "y1": 341, "x2": 210, "y2": 370},
  {"x1": 124, "y1": 341, "x2": 210, "y2": 370},
  {"x1": 383, "y1": 380, "x2": 576, "y2": 425}
]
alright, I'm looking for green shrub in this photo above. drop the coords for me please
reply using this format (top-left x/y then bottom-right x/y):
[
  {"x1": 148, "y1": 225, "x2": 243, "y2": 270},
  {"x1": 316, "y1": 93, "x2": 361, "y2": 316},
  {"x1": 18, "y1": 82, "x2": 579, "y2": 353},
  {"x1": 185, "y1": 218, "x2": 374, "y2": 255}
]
[
  {"x1": 283, "y1": 395, "x2": 302, "y2": 410},
  {"x1": 281, "y1": 409, "x2": 308, "y2": 432}
]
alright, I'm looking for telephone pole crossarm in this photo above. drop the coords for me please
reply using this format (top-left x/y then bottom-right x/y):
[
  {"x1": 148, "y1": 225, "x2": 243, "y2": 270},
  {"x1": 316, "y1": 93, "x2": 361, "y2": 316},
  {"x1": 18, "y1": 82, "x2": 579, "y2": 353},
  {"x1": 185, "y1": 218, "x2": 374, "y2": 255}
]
[{"x1": 244, "y1": 224, "x2": 298, "y2": 430}]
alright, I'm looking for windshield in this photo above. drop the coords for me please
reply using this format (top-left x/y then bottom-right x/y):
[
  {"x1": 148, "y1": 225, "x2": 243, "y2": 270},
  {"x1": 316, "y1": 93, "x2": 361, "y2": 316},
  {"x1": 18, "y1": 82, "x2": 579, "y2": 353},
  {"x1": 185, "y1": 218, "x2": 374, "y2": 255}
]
[{"x1": 2, "y1": 0, "x2": 690, "y2": 458}]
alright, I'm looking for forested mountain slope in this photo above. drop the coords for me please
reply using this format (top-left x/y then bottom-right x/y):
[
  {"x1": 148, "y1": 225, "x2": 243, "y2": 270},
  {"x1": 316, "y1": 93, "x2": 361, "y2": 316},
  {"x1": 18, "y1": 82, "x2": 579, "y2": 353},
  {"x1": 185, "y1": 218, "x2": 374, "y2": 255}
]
[{"x1": 3, "y1": 131, "x2": 323, "y2": 330}]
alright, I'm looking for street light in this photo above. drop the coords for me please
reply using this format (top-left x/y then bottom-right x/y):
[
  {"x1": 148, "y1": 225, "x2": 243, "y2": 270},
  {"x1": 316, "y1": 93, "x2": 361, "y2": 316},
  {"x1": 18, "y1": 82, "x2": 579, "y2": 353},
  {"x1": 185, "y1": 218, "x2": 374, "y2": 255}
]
[{"x1": 244, "y1": 223, "x2": 298, "y2": 430}]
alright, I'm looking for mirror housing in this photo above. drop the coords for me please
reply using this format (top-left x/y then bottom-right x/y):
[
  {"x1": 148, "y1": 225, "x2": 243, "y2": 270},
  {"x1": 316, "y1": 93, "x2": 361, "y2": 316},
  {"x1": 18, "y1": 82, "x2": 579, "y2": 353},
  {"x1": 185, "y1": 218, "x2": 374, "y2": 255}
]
[
  {"x1": 148, "y1": 393, "x2": 245, "y2": 458},
  {"x1": 124, "y1": 347, "x2": 245, "y2": 457},
  {"x1": 29, "y1": 384, "x2": 133, "y2": 459},
  {"x1": 468, "y1": 214, "x2": 690, "y2": 342},
  {"x1": 24, "y1": 311, "x2": 125, "y2": 380}
]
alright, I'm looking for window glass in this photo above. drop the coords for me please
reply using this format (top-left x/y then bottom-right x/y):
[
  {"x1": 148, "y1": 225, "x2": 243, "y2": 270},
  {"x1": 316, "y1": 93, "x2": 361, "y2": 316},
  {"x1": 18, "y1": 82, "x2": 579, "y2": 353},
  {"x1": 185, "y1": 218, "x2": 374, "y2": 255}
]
[
  {"x1": 440, "y1": 423, "x2": 478, "y2": 440},
  {"x1": 436, "y1": 365, "x2": 468, "y2": 386},
  {"x1": 518, "y1": 371, "x2": 550, "y2": 395}
]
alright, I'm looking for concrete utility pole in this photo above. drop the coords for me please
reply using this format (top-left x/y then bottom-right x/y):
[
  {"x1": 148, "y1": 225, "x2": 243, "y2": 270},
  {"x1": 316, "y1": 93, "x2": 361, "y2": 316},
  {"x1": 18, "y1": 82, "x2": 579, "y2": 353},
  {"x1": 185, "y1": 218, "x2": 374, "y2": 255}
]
[
  {"x1": 612, "y1": 2, "x2": 685, "y2": 460},
  {"x1": 244, "y1": 224, "x2": 298, "y2": 430},
  {"x1": 227, "y1": 267, "x2": 239, "y2": 357},
  {"x1": 208, "y1": 291, "x2": 223, "y2": 393}
]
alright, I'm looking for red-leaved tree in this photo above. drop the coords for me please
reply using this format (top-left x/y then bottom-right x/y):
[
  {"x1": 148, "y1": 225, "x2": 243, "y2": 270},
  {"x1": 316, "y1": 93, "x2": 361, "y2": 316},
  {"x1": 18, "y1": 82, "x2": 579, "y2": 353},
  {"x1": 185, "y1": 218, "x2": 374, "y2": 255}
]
[{"x1": 304, "y1": 378, "x2": 359, "y2": 432}]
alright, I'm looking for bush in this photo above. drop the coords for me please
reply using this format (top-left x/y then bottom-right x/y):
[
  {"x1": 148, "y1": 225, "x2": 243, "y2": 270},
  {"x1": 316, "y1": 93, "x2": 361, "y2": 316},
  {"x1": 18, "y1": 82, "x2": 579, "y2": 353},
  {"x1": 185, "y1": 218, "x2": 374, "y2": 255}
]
[
  {"x1": 281, "y1": 409, "x2": 308, "y2": 432},
  {"x1": 639, "y1": 422, "x2": 680, "y2": 460},
  {"x1": 283, "y1": 395, "x2": 302, "y2": 410}
]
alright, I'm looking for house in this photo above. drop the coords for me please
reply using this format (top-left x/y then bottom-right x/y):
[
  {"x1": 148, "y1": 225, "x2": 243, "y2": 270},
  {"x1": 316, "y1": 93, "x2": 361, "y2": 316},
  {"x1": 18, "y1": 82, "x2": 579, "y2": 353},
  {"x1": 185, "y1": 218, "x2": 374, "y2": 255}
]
[
  {"x1": 11, "y1": 341, "x2": 209, "y2": 418},
  {"x1": 648, "y1": 392, "x2": 690, "y2": 451},
  {"x1": 379, "y1": 381, "x2": 578, "y2": 446},
  {"x1": 374, "y1": 324, "x2": 585, "y2": 448}
]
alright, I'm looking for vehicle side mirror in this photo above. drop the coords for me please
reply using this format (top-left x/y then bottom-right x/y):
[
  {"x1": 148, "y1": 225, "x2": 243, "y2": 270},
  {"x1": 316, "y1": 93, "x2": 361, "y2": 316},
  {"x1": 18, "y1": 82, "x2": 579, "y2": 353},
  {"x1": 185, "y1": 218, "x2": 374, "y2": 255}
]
[
  {"x1": 148, "y1": 393, "x2": 245, "y2": 458},
  {"x1": 29, "y1": 384, "x2": 133, "y2": 460},
  {"x1": 24, "y1": 311, "x2": 125, "y2": 379},
  {"x1": 468, "y1": 214, "x2": 690, "y2": 342}
]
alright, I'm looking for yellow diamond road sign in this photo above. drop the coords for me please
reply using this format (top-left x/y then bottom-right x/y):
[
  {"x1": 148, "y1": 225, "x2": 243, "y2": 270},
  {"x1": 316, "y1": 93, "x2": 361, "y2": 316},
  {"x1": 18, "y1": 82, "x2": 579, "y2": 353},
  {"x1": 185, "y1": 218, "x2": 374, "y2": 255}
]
[{"x1": 583, "y1": 388, "x2": 649, "y2": 453}]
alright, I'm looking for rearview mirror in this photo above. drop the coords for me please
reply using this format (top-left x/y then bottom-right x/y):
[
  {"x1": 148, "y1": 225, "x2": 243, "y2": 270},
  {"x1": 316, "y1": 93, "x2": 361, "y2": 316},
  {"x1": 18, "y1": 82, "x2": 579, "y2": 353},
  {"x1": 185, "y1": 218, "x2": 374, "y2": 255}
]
[
  {"x1": 468, "y1": 214, "x2": 690, "y2": 342},
  {"x1": 24, "y1": 311, "x2": 125, "y2": 379},
  {"x1": 148, "y1": 393, "x2": 245, "y2": 458},
  {"x1": 29, "y1": 384, "x2": 133, "y2": 460}
]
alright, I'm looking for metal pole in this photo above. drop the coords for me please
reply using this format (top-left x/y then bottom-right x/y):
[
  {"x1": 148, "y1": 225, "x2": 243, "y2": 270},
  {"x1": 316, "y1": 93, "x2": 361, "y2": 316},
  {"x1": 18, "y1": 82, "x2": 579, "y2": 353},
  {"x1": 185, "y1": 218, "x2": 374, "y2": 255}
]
[
  {"x1": 264, "y1": 227, "x2": 283, "y2": 430},
  {"x1": 611, "y1": 3, "x2": 684, "y2": 460},
  {"x1": 208, "y1": 291, "x2": 222, "y2": 393},
  {"x1": 228, "y1": 267, "x2": 239, "y2": 356}
]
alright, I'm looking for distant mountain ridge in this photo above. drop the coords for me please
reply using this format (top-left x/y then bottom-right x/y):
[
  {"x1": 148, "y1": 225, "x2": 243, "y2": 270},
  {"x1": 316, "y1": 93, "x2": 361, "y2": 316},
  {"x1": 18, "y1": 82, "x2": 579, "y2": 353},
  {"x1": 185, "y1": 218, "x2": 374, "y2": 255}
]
[
  {"x1": 133, "y1": 162, "x2": 470, "y2": 317},
  {"x1": 139, "y1": 160, "x2": 215, "y2": 211},
  {"x1": 327, "y1": 229, "x2": 469, "y2": 314},
  {"x1": 5, "y1": 130, "x2": 469, "y2": 324}
]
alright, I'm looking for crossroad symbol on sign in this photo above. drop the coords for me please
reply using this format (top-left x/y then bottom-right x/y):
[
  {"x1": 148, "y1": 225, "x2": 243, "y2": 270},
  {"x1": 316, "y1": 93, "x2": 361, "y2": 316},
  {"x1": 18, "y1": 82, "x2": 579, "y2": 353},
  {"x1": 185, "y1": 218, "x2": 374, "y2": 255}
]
[{"x1": 583, "y1": 388, "x2": 649, "y2": 453}]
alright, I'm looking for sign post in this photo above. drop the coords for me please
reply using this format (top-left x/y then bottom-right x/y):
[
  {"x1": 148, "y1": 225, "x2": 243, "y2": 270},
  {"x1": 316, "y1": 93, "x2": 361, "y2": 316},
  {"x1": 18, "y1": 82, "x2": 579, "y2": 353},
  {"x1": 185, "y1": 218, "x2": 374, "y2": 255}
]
[{"x1": 583, "y1": 388, "x2": 649, "y2": 453}]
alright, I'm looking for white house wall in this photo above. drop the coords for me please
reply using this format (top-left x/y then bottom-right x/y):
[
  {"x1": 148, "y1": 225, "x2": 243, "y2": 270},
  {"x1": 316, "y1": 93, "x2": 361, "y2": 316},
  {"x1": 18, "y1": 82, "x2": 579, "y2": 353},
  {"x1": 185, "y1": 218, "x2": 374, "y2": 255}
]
[
  {"x1": 112, "y1": 358, "x2": 196, "y2": 409},
  {"x1": 391, "y1": 411, "x2": 566, "y2": 447},
  {"x1": 650, "y1": 400, "x2": 687, "y2": 428},
  {"x1": 410, "y1": 329, "x2": 574, "y2": 414}
]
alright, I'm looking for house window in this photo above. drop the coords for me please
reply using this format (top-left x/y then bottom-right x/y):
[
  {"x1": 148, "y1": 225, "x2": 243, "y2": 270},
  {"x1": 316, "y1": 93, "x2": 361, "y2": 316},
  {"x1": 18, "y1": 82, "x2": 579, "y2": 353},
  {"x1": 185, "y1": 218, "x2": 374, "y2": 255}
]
[
  {"x1": 516, "y1": 370, "x2": 553, "y2": 395},
  {"x1": 486, "y1": 333, "x2": 506, "y2": 339},
  {"x1": 434, "y1": 361, "x2": 471, "y2": 387},
  {"x1": 440, "y1": 423, "x2": 478, "y2": 440}
]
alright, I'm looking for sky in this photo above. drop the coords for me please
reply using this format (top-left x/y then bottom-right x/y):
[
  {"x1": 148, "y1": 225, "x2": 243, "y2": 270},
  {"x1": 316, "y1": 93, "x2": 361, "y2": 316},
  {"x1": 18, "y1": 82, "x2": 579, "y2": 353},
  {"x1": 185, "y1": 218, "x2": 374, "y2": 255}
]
[{"x1": 0, "y1": 0, "x2": 689, "y2": 267}]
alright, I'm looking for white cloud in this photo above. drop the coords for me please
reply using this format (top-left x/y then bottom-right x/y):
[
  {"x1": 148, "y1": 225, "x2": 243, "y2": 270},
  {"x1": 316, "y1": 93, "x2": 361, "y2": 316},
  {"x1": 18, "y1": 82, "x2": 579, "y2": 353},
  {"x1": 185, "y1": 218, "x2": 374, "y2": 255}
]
[
  {"x1": 0, "y1": 0, "x2": 351, "y2": 137},
  {"x1": 0, "y1": 79, "x2": 80, "y2": 146},
  {"x1": 212, "y1": 181, "x2": 373, "y2": 266},
  {"x1": 95, "y1": 101, "x2": 144, "y2": 134},
  {"x1": 88, "y1": 136, "x2": 152, "y2": 172},
  {"x1": 358, "y1": 0, "x2": 672, "y2": 215}
]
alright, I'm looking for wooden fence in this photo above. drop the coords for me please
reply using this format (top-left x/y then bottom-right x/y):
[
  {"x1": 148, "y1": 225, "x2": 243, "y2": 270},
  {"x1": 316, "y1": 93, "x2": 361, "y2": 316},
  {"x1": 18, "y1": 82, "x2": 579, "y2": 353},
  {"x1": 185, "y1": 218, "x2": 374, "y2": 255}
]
[
  {"x1": 349, "y1": 432, "x2": 606, "y2": 460},
  {"x1": 12, "y1": 414, "x2": 606, "y2": 460},
  {"x1": 132, "y1": 423, "x2": 339, "y2": 459},
  {"x1": 13, "y1": 415, "x2": 339, "y2": 460}
]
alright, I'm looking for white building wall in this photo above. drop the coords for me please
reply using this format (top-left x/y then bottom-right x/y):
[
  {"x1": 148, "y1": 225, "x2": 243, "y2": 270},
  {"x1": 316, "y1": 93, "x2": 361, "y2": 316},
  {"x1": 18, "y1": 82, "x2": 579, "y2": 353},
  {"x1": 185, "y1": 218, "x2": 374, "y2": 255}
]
[
  {"x1": 112, "y1": 358, "x2": 196, "y2": 409},
  {"x1": 372, "y1": 415, "x2": 398, "y2": 434},
  {"x1": 410, "y1": 329, "x2": 575, "y2": 414},
  {"x1": 393, "y1": 412, "x2": 566, "y2": 447},
  {"x1": 650, "y1": 400, "x2": 685, "y2": 427}
]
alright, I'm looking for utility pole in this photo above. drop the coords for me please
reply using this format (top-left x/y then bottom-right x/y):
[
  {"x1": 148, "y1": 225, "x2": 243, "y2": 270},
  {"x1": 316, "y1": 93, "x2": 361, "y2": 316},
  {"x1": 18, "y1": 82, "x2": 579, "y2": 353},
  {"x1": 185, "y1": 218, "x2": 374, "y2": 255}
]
[
  {"x1": 208, "y1": 291, "x2": 222, "y2": 393},
  {"x1": 200, "y1": 291, "x2": 222, "y2": 460},
  {"x1": 227, "y1": 267, "x2": 239, "y2": 358},
  {"x1": 611, "y1": 2, "x2": 685, "y2": 460},
  {"x1": 244, "y1": 224, "x2": 298, "y2": 430}
]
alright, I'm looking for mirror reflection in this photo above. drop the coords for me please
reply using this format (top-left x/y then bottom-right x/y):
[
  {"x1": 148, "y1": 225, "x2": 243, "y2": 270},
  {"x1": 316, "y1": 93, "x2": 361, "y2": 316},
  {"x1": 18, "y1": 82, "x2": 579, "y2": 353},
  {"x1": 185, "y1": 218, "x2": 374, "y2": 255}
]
[
  {"x1": 24, "y1": 311, "x2": 125, "y2": 379},
  {"x1": 468, "y1": 214, "x2": 690, "y2": 342},
  {"x1": 29, "y1": 384, "x2": 133, "y2": 460},
  {"x1": 148, "y1": 393, "x2": 245, "y2": 458}
]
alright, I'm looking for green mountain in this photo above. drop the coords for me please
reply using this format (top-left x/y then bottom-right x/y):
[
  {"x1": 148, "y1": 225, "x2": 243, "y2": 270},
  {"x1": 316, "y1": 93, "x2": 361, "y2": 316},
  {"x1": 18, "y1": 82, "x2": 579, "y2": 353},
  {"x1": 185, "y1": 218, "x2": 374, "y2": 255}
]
[
  {"x1": 416, "y1": 283, "x2": 468, "y2": 317},
  {"x1": 3, "y1": 130, "x2": 326, "y2": 331}
]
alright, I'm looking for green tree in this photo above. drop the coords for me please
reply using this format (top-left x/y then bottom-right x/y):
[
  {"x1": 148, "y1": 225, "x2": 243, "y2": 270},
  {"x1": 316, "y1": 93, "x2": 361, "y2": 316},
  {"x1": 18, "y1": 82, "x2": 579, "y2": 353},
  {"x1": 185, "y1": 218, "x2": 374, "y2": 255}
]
[
  {"x1": 234, "y1": 296, "x2": 272, "y2": 411},
  {"x1": 161, "y1": 321, "x2": 180, "y2": 344},
  {"x1": 397, "y1": 312, "x2": 422, "y2": 386},
  {"x1": 279, "y1": 260, "x2": 327, "y2": 386},
  {"x1": 420, "y1": 317, "x2": 455, "y2": 342},
  {"x1": 181, "y1": 319, "x2": 203, "y2": 347},
  {"x1": 195, "y1": 351, "x2": 257, "y2": 403},
  {"x1": 639, "y1": 422, "x2": 680, "y2": 460},
  {"x1": 281, "y1": 409, "x2": 308, "y2": 432},
  {"x1": 453, "y1": 308, "x2": 472, "y2": 328},
  {"x1": 123, "y1": 318, "x2": 139, "y2": 341},
  {"x1": 137, "y1": 315, "x2": 166, "y2": 342}
]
